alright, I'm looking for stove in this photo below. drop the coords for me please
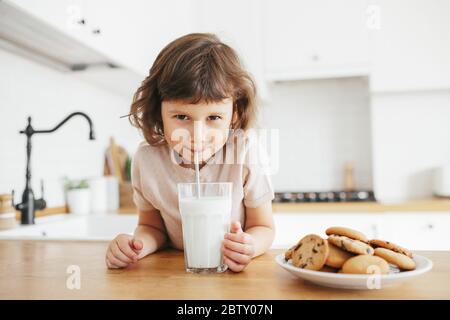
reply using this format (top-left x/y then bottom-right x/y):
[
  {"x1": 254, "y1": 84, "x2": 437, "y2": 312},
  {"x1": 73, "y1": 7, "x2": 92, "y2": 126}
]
[{"x1": 273, "y1": 190, "x2": 376, "y2": 203}]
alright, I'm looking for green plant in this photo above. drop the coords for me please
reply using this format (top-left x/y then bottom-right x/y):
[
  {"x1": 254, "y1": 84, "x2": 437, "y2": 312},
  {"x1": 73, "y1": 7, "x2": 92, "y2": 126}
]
[{"x1": 63, "y1": 177, "x2": 89, "y2": 191}]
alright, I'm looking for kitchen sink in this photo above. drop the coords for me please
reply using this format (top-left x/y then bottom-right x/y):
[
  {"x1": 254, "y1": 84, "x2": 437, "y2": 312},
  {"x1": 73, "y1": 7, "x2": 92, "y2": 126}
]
[{"x1": 0, "y1": 213, "x2": 138, "y2": 241}]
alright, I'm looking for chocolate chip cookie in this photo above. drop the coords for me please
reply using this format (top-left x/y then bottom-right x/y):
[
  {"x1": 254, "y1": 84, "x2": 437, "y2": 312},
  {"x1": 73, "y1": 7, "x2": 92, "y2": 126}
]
[
  {"x1": 369, "y1": 239, "x2": 413, "y2": 258},
  {"x1": 341, "y1": 255, "x2": 390, "y2": 275},
  {"x1": 290, "y1": 234, "x2": 329, "y2": 271},
  {"x1": 326, "y1": 226, "x2": 369, "y2": 243},
  {"x1": 374, "y1": 247, "x2": 416, "y2": 271},
  {"x1": 318, "y1": 265, "x2": 339, "y2": 273},
  {"x1": 328, "y1": 234, "x2": 374, "y2": 255},
  {"x1": 284, "y1": 243, "x2": 297, "y2": 261},
  {"x1": 325, "y1": 243, "x2": 355, "y2": 268}
]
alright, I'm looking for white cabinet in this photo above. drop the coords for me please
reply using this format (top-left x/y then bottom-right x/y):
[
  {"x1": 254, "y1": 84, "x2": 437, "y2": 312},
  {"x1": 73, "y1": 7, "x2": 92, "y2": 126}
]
[
  {"x1": 9, "y1": 0, "x2": 95, "y2": 51},
  {"x1": 263, "y1": 0, "x2": 370, "y2": 81},
  {"x1": 378, "y1": 213, "x2": 450, "y2": 251},
  {"x1": 82, "y1": 0, "x2": 194, "y2": 76},
  {"x1": 9, "y1": 0, "x2": 193, "y2": 76},
  {"x1": 273, "y1": 212, "x2": 450, "y2": 250},
  {"x1": 370, "y1": 0, "x2": 450, "y2": 92}
]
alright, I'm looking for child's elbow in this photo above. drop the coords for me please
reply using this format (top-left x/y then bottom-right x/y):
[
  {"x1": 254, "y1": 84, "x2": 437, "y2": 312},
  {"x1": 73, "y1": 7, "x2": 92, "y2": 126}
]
[{"x1": 266, "y1": 224, "x2": 276, "y2": 247}]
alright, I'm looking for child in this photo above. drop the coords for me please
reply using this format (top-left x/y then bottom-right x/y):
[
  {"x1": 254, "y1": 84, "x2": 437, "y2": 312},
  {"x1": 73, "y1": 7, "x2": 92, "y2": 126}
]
[{"x1": 106, "y1": 33, "x2": 275, "y2": 272}]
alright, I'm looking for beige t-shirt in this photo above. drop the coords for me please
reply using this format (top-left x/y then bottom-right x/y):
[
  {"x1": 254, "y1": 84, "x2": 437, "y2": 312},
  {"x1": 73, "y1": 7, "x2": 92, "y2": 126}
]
[{"x1": 131, "y1": 132, "x2": 274, "y2": 250}]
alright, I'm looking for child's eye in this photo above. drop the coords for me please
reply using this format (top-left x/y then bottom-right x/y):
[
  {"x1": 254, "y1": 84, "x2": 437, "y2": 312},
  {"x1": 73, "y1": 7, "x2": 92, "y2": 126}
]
[
  {"x1": 207, "y1": 115, "x2": 222, "y2": 121},
  {"x1": 174, "y1": 115, "x2": 189, "y2": 121}
]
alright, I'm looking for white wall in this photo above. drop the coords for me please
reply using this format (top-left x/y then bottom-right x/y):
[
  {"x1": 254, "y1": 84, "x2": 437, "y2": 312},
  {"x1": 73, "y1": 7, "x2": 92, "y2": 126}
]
[
  {"x1": 371, "y1": 90, "x2": 450, "y2": 202},
  {"x1": 260, "y1": 77, "x2": 373, "y2": 191},
  {"x1": 0, "y1": 49, "x2": 144, "y2": 207}
]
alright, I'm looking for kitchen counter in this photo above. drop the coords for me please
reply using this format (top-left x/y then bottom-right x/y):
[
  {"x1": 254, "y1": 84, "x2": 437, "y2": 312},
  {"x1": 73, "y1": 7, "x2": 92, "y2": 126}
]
[
  {"x1": 271, "y1": 199, "x2": 450, "y2": 213},
  {"x1": 18, "y1": 199, "x2": 450, "y2": 220},
  {"x1": 1, "y1": 240, "x2": 449, "y2": 299}
]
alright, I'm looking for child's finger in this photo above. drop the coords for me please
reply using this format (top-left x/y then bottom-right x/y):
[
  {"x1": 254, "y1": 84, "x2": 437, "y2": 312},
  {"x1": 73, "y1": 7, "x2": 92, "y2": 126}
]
[
  {"x1": 223, "y1": 256, "x2": 245, "y2": 272},
  {"x1": 223, "y1": 239, "x2": 253, "y2": 256},
  {"x1": 107, "y1": 260, "x2": 121, "y2": 269},
  {"x1": 110, "y1": 242, "x2": 134, "y2": 264},
  {"x1": 116, "y1": 239, "x2": 138, "y2": 260},
  {"x1": 106, "y1": 258, "x2": 118, "y2": 269},
  {"x1": 223, "y1": 247, "x2": 251, "y2": 265},
  {"x1": 131, "y1": 239, "x2": 143, "y2": 252},
  {"x1": 106, "y1": 251, "x2": 128, "y2": 268},
  {"x1": 230, "y1": 221, "x2": 242, "y2": 234},
  {"x1": 224, "y1": 231, "x2": 252, "y2": 244}
]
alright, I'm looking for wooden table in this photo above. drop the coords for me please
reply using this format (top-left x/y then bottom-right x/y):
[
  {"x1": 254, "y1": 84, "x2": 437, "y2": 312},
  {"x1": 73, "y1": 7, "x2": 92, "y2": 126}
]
[{"x1": 0, "y1": 240, "x2": 449, "y2": 299}]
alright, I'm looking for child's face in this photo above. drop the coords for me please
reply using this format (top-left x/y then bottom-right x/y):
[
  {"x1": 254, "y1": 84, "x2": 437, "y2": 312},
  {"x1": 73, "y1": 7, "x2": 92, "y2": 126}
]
[{"x1": 161, "y1": 98, "x2": 234, "y2": 163}]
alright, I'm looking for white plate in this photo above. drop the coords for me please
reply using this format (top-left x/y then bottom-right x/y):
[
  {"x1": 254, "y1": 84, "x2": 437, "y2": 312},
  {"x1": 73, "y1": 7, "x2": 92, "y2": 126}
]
[{"x1": 275, "y1": 253, "x2": 433, "y2": 290}]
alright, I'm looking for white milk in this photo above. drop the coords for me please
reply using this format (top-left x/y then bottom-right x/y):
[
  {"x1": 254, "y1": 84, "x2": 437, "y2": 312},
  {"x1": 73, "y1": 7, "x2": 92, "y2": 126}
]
[{"x1": 179, "y1": 196, "x2": 231, "y2": 269}]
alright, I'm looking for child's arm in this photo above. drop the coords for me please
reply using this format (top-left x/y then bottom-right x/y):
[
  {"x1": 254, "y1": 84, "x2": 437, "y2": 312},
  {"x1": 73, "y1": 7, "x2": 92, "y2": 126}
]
[
  {"x1": 105, "y1": 208, "x2": 167, "y2": 269},
  {"x1": 222, "y1": 200, "x2": 274, "y2": 272},
  {"x1": 134, "y1": 208, "x2": 168, "y2": 258}
]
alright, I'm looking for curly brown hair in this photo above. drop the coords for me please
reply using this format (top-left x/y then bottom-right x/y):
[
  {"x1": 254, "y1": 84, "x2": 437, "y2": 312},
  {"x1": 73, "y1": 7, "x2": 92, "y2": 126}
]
[{"x1": 128, "y1": 33, "x2": 257, "y2": 145}]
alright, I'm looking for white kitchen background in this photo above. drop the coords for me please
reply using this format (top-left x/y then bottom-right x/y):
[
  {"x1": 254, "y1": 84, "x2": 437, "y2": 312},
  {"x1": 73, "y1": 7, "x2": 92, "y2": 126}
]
[{"x1": 0, "y1": 0, "x2": 450, "y2": 248}]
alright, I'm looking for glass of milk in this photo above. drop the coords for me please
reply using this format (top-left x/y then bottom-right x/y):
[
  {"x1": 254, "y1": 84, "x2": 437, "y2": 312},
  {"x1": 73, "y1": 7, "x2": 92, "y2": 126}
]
[{"x1": 177, "y1": 182, "x2": 232, "y2": 273}]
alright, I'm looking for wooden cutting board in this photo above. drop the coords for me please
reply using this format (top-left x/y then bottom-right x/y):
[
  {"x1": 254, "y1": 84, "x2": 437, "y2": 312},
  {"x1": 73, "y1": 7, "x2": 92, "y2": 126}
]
[{"x1": 104, "y1": 137, "x2": 128, "y2": 183}]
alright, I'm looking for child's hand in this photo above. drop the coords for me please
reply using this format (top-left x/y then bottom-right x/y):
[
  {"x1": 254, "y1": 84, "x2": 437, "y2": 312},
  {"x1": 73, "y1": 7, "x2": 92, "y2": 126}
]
[
  {"x1": 222, "y1": 221, "x2": 255, "y2": 272},
  {"x1": 106, "y1": 234, "x2": 143, "y2": 269}
]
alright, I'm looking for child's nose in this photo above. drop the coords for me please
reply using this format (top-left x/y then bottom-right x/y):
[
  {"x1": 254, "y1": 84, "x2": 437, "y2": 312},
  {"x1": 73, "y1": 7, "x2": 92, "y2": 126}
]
[
  {"x1": 191, "y1": 121, "x2": 205, "y2": 149},
  {"x1": 193, "y1": 121, "x2": 204, "y2": 140}
]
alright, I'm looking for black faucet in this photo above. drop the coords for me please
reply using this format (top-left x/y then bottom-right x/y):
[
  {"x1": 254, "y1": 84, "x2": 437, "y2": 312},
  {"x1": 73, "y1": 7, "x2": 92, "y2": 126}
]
[{"x1": 15, "y1": 112, "x2": 95, "y2": 224}]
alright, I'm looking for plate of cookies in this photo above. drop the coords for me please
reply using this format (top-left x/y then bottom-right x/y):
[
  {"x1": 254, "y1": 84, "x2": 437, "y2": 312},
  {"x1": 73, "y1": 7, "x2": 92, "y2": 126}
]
[{"x1": 276, "y1": 226, "x2": 433, "y2": 290}]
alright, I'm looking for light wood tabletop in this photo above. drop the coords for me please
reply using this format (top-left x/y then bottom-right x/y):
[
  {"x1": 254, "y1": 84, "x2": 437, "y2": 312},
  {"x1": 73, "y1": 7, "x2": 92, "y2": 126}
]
[{"x1": 0, "y1": 240, "x2": 449, "y2": 300}]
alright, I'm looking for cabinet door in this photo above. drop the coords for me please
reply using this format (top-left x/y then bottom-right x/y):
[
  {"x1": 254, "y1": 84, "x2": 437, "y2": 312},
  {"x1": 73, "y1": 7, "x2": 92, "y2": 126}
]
[
  {"x1": 370, "y1": 0, "x2": 450, "y2": 91},
  {"x1": 9, "y1": 0, "x2": 92, "y2": 46},
  {"x1": 9, "y1": 0, "x2": 193, "y2": 76},
  {"x1": 263, "y1": 0, "x2": 370, "y2": 80},
  {"x1": 378, "y1": 213, "x2": 450, "y2": 250},
  {"x1": 84, "y1": 0, "x2": 193, "y2": 76}
]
